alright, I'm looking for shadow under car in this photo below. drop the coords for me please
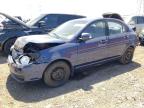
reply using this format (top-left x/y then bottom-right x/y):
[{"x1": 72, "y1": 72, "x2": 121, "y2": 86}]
[{"x1": 6, "y1": 61, "x2": 141, "y2": 103}]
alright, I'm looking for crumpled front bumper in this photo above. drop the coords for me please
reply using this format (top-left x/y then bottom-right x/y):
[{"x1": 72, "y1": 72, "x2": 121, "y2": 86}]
[{"x1": 8, "y1": 55, "x2": 48, "y2": 82}]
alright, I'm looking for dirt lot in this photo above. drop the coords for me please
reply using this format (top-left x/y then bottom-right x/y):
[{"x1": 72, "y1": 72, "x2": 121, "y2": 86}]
[{"x1": 0, "y1": 46, "x2": 144, "y2": 108}]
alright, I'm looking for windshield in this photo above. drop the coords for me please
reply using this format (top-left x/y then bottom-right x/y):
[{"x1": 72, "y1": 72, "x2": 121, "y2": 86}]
[
  {"x1": 49, "y1": 20, "x2": 89, "y2": 40},
  {"x1": 26, "y1": 14, "x2": 45, "y2": 26}
]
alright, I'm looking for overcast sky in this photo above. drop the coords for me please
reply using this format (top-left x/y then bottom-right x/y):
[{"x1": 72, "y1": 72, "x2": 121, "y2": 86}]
[{"x1": 0, "y1": 0, "x2": 138, "y2": 19}]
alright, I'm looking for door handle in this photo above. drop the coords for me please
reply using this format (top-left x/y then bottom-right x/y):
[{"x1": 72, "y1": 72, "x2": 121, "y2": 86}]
[
  {"x1": 99, "y1": 40, "x2": 107, "y2": 44},
  {"x1": 124, "y1": 35, "x2": 128, "y2": 39}
]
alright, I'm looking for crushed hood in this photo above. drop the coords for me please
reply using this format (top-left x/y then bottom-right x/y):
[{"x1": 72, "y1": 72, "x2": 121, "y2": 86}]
[
  {"x1": 14, "y1": 34, "x2": 65, "y2": 49},
  {"x1": 0, "y1": 12, "x2": 30, "y2": 28}
]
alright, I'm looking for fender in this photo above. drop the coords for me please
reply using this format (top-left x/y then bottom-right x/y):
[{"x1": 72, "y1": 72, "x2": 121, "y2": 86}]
[{"x1": 1, "y1": 30, "x2": 28, "y2": 50}]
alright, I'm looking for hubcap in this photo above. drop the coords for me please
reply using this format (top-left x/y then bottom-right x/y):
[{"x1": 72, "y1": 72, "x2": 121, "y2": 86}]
[
  {"x1": 125, "y1": 49, "x2": 133, "y2": 61},
  {"x1": 51, "y1": 68, "x2": 65, "y2": 81}
]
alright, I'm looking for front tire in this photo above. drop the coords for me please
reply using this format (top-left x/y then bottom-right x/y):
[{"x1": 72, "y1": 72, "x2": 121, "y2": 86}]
[
  {"x1": 43, "y1": 61, "x2": 71, "y2": 87},
  {"x1": 119, "y1": 47, "x2": 134, "y2": 64}
]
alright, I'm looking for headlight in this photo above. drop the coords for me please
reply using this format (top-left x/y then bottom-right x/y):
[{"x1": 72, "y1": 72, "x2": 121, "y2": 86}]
[
  {"x1": 140, "y1": 29, "x2": 144, "y2": 36},
  {"x1": 139, "y1": 33, "x2": 144, "y2": 38},
  {"x1": 19, "y1": 56, "x2": 30, "y2": 65}
]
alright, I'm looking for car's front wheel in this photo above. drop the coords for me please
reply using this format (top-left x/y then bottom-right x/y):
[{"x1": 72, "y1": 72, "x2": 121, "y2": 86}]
[
  {"x1": 3, "y1": 38, "x2": 16, "y2": 55},
  {"x1": 43, "y1": 61, "x2": 71, "y2": 87},
  {"x1": 119, "y1": 47, "x2": 134, "y2": 64}
]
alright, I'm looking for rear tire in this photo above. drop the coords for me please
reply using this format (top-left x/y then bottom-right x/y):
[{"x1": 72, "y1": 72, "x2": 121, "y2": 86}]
[
  {"x1": 43, "y1": 61, "x2": 71, "y2": 87},
  {"x1": 3, "y1": 38, "x2": 16, "y2": 55},
  {"x1": 119, "y1": 47, "x2": 134, "y2": 64}
]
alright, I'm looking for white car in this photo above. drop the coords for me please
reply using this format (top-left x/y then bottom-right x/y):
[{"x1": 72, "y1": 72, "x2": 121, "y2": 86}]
[{"x1": 128, "y1": 16, "x2": 144, "y2": 35}]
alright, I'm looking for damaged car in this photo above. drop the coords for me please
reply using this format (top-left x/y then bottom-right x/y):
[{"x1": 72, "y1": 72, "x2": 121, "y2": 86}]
[
  {"x1": 0, "y1": 12, "x2": 85, "y2": 54},
  {"x1": 8, "y1": 18, "x2": 138, "y2": 87}
]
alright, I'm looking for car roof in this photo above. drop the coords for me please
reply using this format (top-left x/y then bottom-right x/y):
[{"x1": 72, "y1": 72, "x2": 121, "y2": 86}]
[
  {"x1": 41, "y1": 13, "x2": 86, "y2": 18},
  {"x1": 68, "y1": 17, "x2": 124, "y2": 23}
]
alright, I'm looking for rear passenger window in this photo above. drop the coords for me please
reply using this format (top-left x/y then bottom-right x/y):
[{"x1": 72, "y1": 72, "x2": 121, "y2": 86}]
[{"x1": 108, "y1": 21, "x2": 126, "y2": 35}]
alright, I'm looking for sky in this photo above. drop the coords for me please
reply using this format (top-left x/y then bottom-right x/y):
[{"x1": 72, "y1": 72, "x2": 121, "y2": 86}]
[{"x1": 0, "y1": 0, "x2": 138, "y2": 20}]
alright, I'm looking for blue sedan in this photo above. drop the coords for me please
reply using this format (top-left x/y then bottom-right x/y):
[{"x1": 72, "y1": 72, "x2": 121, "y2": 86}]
[{"x1": 8, "y1": 18, "x2": 138, "y2": 87}]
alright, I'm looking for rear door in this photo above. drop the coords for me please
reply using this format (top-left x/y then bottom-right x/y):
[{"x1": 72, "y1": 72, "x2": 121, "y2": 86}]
[{"x1": 106, "y1": 19, "x2": 129, "y2": 57}]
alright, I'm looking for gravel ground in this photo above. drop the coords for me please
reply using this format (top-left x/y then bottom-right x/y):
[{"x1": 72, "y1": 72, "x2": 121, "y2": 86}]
[{"x1": 0, "y1": 46, "x2": 144, "y2": 108}]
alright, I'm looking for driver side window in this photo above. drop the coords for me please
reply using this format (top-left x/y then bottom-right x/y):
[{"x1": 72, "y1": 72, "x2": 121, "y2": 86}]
[
  {"x1": 38, "y1": 15, "x2": 58, "y2": 29},
  {"x1": 83, "y1": 21, "x2": 106, "y2": 39}
]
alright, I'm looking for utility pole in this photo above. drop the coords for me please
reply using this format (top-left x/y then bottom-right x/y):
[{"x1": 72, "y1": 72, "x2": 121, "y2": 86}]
[
  {"x1": 38, "y1": 0, "x2": 42, "y2": 14},
  {"x1": 137, "y1": 0, "x2": 144, "y2": 15},
  {"x1": 143, "y1": 0, "x2": 144, "y2": 15}
]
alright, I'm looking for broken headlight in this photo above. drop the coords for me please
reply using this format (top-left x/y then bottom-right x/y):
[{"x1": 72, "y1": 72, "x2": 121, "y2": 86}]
[
  {"x1": 139, "y1": 29, "x2": 144, "y2": 37},
  {"x1": 19, "y1": 55, "x2": 30, "y2": 65}
]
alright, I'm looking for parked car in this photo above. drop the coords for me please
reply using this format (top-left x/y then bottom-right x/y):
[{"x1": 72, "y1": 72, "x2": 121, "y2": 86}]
[
  {"x1": 0, "y1": 12, "x2": 85, "y2": 54},
  {"x1": 128, "y1": 16, "x2": 144, "y2": 34},
  {"x1": 8, "y1": 18, "x2": 138, "y2": 87}
]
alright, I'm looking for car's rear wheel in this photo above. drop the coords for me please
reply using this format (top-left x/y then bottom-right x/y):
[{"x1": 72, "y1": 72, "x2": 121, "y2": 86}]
[
  {"x1": 43, "y1": 61, "x2": 71, "y2": 87},
  {"x1": 119, "y1": 47, "x2": 134, "y2": 64},
  {"x1": 3, "y1": 38, "x2": 16, "y2": 55}
]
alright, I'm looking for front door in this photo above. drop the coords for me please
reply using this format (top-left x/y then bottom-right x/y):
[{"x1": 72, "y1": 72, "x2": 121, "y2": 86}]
[{"x1": 77, "y1": 20, "x2": 108, "y2": 66}]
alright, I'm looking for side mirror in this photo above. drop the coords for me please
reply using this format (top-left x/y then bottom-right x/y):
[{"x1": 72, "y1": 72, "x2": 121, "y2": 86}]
[
  {"x1": 79, "y1": 33, "x2": 92, "y2": 41},
  {"x1": 38, "y1": 21, "x2": 46, "y2": 28}
]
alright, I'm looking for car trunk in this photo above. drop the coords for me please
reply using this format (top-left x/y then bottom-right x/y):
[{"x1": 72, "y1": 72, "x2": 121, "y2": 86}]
[{"x1": 102, "y1": 13, "x2": 124, "y2": 21}]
